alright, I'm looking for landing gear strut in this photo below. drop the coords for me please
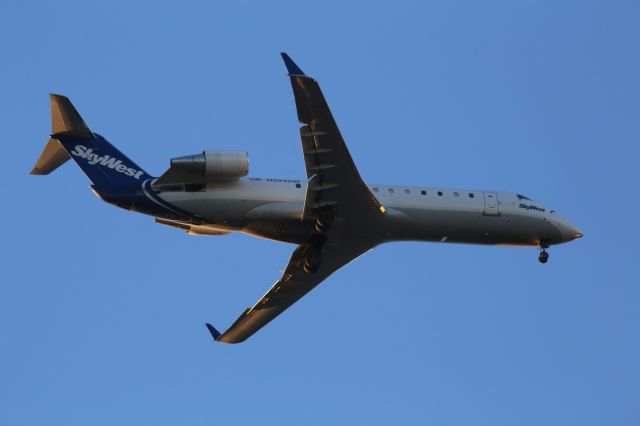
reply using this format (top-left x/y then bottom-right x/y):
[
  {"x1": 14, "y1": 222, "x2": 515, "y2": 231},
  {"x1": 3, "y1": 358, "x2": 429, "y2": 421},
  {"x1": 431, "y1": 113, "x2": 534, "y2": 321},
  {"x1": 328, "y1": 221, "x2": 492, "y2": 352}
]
[
  {"x1": 538, "y1": 241, "x2": 549, "y2": 264},
  {"x1": 303, "y1": 207, "x2": 335, "y2": 274}
]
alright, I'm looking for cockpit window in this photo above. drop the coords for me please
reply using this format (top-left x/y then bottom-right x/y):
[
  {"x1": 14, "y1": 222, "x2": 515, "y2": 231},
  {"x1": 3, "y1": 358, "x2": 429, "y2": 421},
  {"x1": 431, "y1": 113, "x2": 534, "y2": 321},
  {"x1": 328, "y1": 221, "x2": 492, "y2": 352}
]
[{"x1": 517, "y1": 194, "x2": 534, "y2": 201}]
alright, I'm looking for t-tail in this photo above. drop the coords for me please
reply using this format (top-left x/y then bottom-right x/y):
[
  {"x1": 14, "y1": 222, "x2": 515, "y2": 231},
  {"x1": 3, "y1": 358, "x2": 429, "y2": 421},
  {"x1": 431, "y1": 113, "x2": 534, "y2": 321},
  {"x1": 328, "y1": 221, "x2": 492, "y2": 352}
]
[{"x1": 31, "y1": 94, "x2": 152, "y2": 193}]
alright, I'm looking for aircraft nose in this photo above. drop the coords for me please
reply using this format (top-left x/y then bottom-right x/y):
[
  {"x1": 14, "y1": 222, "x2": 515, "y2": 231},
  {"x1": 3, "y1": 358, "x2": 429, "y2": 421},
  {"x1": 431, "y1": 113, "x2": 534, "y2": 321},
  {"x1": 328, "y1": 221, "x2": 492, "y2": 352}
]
[{"x1": 557, "y1": 219, "x2": 583, "y2": 242}]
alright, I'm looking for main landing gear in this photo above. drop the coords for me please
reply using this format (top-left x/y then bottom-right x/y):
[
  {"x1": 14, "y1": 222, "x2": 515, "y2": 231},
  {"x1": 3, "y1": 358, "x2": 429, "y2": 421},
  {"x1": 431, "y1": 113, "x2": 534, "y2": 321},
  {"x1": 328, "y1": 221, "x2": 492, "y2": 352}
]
[
  {"x1": 303, "y1": 207, "x2": 336, "y2": 274},
  {"x1": 538, "y1": 241, "x2": 550, "y2": 264}
]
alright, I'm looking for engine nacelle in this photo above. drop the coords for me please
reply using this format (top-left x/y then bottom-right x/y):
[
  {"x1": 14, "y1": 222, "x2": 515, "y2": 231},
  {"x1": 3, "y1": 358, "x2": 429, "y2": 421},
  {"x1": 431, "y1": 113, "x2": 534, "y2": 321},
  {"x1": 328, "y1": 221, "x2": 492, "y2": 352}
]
[{"x1": 170, "y1": 150, "x2": 249, "y2": 180}]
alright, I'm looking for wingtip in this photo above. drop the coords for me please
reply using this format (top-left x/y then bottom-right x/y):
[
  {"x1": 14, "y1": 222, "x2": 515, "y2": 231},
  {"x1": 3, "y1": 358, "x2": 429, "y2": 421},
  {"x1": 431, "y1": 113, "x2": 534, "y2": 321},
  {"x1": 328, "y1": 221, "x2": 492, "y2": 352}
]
[
  {"x1": 205, "y1": 323, "x2": 222, "y2": 341},
  {"x1": 280, "y1": 52, "x2": 305, "y2": 76}
]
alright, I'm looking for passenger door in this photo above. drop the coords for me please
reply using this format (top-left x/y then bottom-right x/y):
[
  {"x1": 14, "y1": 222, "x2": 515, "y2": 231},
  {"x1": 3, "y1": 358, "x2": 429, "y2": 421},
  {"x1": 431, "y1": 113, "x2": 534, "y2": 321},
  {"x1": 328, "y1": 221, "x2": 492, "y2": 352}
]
[{"x1": 483, "y1": 192, "x2": 500, "y2": 216}]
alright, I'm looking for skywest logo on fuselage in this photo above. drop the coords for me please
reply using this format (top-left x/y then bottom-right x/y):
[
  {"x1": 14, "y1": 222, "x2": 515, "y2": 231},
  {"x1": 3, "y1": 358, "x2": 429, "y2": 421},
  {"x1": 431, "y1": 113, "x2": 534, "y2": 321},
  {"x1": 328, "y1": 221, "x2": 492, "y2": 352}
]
[
  {"x1": 519, "y1": 203, "x2": 546, "y2": 213},
  {"x1": 71, "y1": 145, "x2": 144, "y2": 179}
]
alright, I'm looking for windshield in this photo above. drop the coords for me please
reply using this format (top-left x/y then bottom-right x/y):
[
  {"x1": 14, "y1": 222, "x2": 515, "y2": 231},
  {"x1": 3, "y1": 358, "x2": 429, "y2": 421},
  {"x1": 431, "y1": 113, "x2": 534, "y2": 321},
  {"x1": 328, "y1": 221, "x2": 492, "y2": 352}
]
[{"x1": 517, "y1": 194, "x2": 534, "y2": 201}]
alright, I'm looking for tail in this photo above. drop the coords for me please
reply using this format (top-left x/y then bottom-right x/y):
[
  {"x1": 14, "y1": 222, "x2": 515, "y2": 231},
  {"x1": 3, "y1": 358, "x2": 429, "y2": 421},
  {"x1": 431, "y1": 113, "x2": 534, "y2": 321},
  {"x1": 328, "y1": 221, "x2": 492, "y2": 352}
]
[{"x1": 31, "y1": 94, "x2": 152, "y2": 190}]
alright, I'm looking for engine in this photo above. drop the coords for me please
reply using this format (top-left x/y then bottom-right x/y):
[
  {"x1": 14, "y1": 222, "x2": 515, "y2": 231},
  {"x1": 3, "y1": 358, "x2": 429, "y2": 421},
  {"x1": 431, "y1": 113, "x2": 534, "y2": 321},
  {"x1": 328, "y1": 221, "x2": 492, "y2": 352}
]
[{"x1": 170, "y1": 150, "x2": 249, "y2": 180}]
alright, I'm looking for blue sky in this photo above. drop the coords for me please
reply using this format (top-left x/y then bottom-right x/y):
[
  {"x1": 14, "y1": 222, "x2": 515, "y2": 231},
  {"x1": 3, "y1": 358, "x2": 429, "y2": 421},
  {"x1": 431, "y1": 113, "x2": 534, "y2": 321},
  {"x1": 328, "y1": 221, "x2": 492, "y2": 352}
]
[{"x1": 2, "y1": 1, "x2": 639, "y2": 424}]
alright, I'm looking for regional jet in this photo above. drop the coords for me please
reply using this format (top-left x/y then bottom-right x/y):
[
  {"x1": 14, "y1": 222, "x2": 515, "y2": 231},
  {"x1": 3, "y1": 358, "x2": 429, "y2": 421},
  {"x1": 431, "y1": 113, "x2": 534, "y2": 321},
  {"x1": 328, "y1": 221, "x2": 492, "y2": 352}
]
[{"x1": 31, "y1": 53, "x2": 583, "y2": 343}]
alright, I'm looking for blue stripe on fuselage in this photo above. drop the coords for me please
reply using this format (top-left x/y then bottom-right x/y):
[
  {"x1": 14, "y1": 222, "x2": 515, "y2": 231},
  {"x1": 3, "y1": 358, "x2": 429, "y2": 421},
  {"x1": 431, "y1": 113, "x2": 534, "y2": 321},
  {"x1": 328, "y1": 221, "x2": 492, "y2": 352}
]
[
  {"x1": 95, "y1": 179, "x2": 200, "y2": 222},
  {"x1": 55, "y1": 133, "x2": 199, "y2": 222}
]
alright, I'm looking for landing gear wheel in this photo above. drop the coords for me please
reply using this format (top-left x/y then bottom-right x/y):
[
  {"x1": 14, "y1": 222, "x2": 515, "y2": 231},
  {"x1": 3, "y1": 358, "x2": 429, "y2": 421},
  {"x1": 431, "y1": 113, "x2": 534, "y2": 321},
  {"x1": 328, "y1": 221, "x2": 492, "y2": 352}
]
[
  {"x1": 304, "y1": 254, "x2": 321, "y2": 274},
  {"x1": 538, "y1": 250, "x2": 549, "y2": 264},
  {"x1": 314, "y1": 207, "x2": 336, "y2": 233}
]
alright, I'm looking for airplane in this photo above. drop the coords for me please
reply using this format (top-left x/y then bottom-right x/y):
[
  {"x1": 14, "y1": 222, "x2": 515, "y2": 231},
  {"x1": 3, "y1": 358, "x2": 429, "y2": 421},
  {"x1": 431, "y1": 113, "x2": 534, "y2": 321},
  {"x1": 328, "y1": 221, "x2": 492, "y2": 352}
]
[{"x1": 31, "y1": 53, "x2": 583, "y2": 344}]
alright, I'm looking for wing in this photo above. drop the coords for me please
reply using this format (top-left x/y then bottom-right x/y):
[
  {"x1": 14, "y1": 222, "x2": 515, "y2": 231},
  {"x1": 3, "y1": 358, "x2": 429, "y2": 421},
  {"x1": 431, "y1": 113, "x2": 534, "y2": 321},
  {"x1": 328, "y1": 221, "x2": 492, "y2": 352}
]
[
  {"x1": 206, "y1": 54, "x2": 384, "y2": 343},
  {"x1": 280, "y1": 53, "x2": 385, "y2": 223},
  {"x1": 207, "y1": 241, "x2": 374, "y2": 344}
]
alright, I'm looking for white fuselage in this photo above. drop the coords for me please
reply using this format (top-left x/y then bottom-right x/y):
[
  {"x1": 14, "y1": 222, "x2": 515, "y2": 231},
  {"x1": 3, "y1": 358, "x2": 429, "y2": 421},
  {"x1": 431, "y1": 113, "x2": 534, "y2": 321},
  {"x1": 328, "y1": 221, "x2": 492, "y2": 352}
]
[{"x1": 155, "y1": 177, "x2": 582, "y2": 247}]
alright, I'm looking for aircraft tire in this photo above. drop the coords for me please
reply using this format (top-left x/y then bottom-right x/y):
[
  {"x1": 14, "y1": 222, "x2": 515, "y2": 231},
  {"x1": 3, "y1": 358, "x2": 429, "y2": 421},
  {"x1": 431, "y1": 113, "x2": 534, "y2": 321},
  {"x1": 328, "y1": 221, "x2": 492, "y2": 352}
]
[{"x1": 538, "y1": 251, "x2": 549, "y2": 263}]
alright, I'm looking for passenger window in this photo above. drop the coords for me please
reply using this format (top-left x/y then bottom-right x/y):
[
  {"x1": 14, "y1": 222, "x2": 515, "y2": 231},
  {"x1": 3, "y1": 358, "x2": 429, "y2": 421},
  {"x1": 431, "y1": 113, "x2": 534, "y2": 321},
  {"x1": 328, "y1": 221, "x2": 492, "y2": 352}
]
[
  {"x1": 437, "y1": 191, "x2": 443, "y2": 196},
  {"x1": 295, "y1": 183, "x2": 301, "y2": 188},
  {"x1": 453, "y1": 192, "x2": 460, "y2": 197},
  {"x1": 469, "y1": 193, "x2": 474, "y2": 198},
  {"x1": 388, "y1": 188, "x2": 394, "y2": 194},
  {"x1": 373, "y1": 187, "x2": 379, "y2": 193},
  {"x1": 421, "y1": 190, "x2": 426, "y2": 195},
  {"x1": 404, "y1": 189, "x2": 410, "y2": 195}
]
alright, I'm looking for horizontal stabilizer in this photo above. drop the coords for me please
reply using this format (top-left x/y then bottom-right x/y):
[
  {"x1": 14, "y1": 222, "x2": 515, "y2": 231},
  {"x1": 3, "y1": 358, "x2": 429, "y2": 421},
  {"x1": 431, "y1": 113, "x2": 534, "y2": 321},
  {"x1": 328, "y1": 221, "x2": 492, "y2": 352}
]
[
  {"x1": 50, "y1": 94, "x2": 95, "y2": 139},
  {"x1": 31, "y1": 94, "x2": 95, "y2": 175},
  {"x1": 31, "y1": 137, "x2": 70, "y2": 175}
]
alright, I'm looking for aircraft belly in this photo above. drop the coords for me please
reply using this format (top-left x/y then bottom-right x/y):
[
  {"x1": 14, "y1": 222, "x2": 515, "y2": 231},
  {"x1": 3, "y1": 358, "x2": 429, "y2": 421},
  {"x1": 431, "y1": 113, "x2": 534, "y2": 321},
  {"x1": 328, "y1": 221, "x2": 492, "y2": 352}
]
[
  {"x1": 242, "y1": 201, "x2": 309, "y2": 243},
  {"x1": 162, "y1": 195, "x2": 263, "y2": 229}
]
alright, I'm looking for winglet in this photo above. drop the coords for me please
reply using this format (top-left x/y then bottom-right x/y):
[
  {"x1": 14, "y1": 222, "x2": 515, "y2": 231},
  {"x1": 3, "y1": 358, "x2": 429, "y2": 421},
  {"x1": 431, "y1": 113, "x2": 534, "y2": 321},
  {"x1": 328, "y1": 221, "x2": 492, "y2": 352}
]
[
  {"x1": 280, "y1": 52, "x2": 305, "y2": 76},
  {"x1": 205, "y1": 323, "x2": 221, "y2": 341}
]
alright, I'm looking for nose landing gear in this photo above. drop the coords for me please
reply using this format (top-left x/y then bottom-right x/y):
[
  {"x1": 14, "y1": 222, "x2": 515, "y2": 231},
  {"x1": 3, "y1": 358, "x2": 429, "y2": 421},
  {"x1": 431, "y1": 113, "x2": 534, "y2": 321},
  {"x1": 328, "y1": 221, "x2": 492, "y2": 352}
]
[
  {"x1": 538, "y1": 241, "x2": 550, "y2": 264},
  {"x1": 538, "y1": 250, "x2": 549, "y2": 263}
]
